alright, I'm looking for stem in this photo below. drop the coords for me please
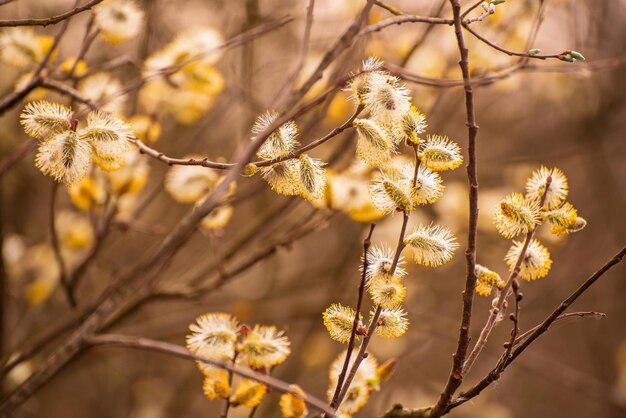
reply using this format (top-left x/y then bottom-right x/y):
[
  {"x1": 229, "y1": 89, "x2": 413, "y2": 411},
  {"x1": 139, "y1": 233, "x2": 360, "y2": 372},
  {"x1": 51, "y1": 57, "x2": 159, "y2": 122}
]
[
  {"x1": 429, "y1": 2, "x2": 479, "y2": 416},
  {"x1": 49, "y1": 182, "x2": 76, "y2": 308},
  {"x1": 334, "y1": 145, "x2": 417, "y2": 409},
  {"x1": 0, "y1": 0, "x2": 103, "y2": 27},
  {"x1": 448, "y1": 246, "x2": 626, "y2": 412},
  {"x1": 463, "y1": 174, "x2": 552, "y2": 375},
  {"x1": 329, "y1": 223, "x2": 376, "y2": 410},
  {"x1": 496, "y1": 280, "x2": 521, "y2": 373},
  {"x1": 221, "y1": 353, "x2": 239, "y2": 418},
  {"x1": 82, "y1": 334, "x2": 337, "y2": 417},
  {"x1": 336, "y1": 304, "x2": 382, "y2": 405}
]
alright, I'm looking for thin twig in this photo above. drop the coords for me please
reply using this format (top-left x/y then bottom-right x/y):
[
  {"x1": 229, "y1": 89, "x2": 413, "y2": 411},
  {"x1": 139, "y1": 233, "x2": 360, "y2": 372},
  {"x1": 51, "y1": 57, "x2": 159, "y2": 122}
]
[
  {"x1": 335, "y1": 150, "x2": 416, "y2": 409},
  {"x1": 360, "y1": 14, "x2": 452, "y2": 36},
  {"x1": 0, "y1": 0, "x2": 104, "y2": 27},
  {"x1": 512, "y1": 311, "x2": 605, "y2": 347},
  {"x1": 329, "y1": 223, "x2": 376, "y2": 410},
  {"x1": 463, "y1": 174, "x2": 552, "y2": 376},
  {"x1": 428, "y1": 2, "x2": 480, "y2": 416},
  {"x1": 448, "y1": 246, "x2": 626, "y2": 412},
  {"x1": 131, "y1": 99, "x2": 364, "y2": 170},
  {"x1": 49, "y1": 183, "x2": 76, "y2": 308},
  {"x1": 84, "y1": 334, "x2": 336, "y2": 417},
  {"x1": 496, "y1": 279, "x2": 521, "y2": 373}
]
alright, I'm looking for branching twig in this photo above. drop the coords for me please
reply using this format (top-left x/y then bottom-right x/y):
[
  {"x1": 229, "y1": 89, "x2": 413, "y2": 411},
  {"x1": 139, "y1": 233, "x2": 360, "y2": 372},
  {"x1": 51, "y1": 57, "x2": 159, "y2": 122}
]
[
  {"x1": 496, "y1": 279, "x2": 521, "y2": 373},
  {"x1": 329, "y1": 223, "x2": 376, "y2": 410},
  {"x1": 463, "y1": 174, "x2": 552, "y2": 376},
  {"x1": 447, "y1": 246, "x2": 626, "y2": 412},
  {"x1": 334, "y1": 151, "x2": 417, "y2": 409},
  {"x1": 512, "y1": 311, "x2": 605, "y2": 347},
  {"x1": 131, "y1": 101, "x2": 364, "y2": 170}
]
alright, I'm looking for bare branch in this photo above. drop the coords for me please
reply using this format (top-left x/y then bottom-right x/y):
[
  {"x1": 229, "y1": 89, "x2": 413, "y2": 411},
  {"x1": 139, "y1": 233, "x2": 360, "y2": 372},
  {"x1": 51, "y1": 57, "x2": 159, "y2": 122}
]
[
  {"x1": 329, "y1": 223, "x2": 376, "y2": 408},
  {"x1": 447, "y1": 246, "x2": 626, "y2": 412},
  {"x1": 84, "y1": 334, "x2": 337, "y2": 417},
  {"x1": 360, "y1": 15, "x2": 452, "y2": 36},
  {"x1": 428, "y1": 1, "x2": 479, "y2": 416},
  {"x1": 0, "y1": 0, "x2": 104, "y2": 27}
]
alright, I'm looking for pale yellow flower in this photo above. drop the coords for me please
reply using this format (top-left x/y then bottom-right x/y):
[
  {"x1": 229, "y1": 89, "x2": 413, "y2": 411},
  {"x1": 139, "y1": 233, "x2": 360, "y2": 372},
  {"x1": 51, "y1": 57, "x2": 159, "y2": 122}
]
[
  {"x1": 238, "y1": 325, "x2": 291, "y2": 369},
  {"x1": 230, "y1": 379, "x2": 267, "y2": 408},
  {"x1": 404, "y1": 224, "x2": 458, "y2": 267},
  {"x1": 95, "y1": 0, "x2": 144, "y2": 44},
  {"x1": 505, "y1": 239, "x2": 552, "y2": 281},
  {"x1": 323, "y1": 304, "x2": 360, "y2": 344}
]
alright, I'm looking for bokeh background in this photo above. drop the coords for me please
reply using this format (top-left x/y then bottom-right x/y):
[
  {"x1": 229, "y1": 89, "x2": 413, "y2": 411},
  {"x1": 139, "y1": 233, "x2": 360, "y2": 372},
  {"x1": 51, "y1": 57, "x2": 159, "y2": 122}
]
[{"x1": 0, "y1": 0, "x2": 625, "y2": 417}]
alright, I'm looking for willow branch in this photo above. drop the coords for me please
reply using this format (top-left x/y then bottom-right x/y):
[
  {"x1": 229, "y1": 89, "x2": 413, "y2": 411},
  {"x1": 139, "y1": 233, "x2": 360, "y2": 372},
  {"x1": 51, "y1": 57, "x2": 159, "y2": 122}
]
[
  {"x1": 448, "y1": 246, "x2": 626, "y2": 412},
  {"x1": 512, "y1": 311, "x2": 605, "y2": 347},
  {"x1": 0, "y1": 0, "x2": 103, "y2": 27},
  {"x1": 335, "y1": 160, "x2": 414, "y2": 409},
  {"x1": 360, "y1": 14, "x2": 452, "y2": 36},
  {"x1": 49, "y1": 183, "x2": 76, "y2": 308},
  {"x1": 285, "y1": 0, "x2": 375, "y2": 109},
  {"x1": 463, "y1": 175, "x2": 552, "y2": 376},
  {"x1": 462, "y1": 23, "x2": 562, "y2": 60},
  {"x1": 496, "y1": 280, "x2": 521, "y2": 373},
  {"x1": 429, "y1": 1, "x2": 479, "y2": 416},
  {"x1": 329, "y1": 223, "x2": 376, "y2": 409},
  {"x1": 131, "y1": 101, "x2": 364, "y2": 170},
  {"x1": 84, "y1": 334, "x2": 336, "y2": 417}
]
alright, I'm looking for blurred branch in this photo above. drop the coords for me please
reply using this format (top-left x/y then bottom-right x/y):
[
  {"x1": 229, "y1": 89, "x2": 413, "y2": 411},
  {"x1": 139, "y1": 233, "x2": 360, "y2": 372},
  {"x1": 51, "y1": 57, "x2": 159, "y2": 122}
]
[
  {"x1": 0, "y1": 57, "x2": 356, "y2": 414},
  {"x1": 160, "y1": 209, "x2": 331, "y2": 299},
  {"x1": 0, "y1": 0, "x2": 103, "y2": 27},
  {"x1": 400, "y1": 0, "x2": 448, "y2": 67},
  {"x1": 67, "y1": 198, "x2": 118, "y2": 302},
  {"x1": 1, "y1": 313, "x2": 86, "y2": 378},
  {"x1": 49, "y1": 182, "x2": 76, "y2": 308},
  {"x1": 272, "y1": 0, "x2": 316, "y2": 107},
  {"x1": 372, "y1": 0, "x2": 404, "y2": 16},
  {"x1": 40, "y1": 79, "x2": 99, "y2": 108},
  {"x1": 285, "y1": 0, "x2": 375, "y2": 109},
  {"x1": 0, "y1": 140, "x2": 36, "y2": 178},
  {"x1": 84, "y1": 334, "x2": 337, "y2": 417}
]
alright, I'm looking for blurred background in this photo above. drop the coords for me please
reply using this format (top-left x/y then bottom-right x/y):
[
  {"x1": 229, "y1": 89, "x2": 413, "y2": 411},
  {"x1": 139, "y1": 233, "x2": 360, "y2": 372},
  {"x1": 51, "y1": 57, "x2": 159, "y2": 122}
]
[{"x1": 0, "y1": 0, "x2": 625, "y2": 417}]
